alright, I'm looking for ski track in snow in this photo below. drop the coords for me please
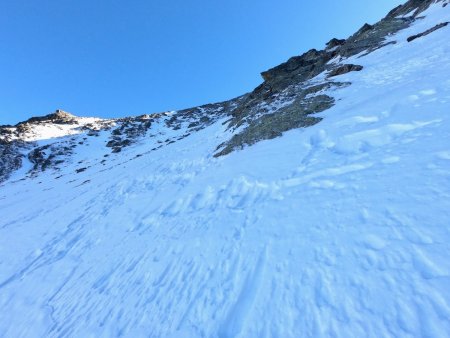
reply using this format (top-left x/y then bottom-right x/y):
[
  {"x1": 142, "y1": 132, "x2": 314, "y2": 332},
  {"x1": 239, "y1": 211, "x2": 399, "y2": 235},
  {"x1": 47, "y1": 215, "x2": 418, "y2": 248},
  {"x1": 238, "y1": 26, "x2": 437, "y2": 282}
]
[{"x1": 1, "y1": 4, "x2": 450, "y2": 337}]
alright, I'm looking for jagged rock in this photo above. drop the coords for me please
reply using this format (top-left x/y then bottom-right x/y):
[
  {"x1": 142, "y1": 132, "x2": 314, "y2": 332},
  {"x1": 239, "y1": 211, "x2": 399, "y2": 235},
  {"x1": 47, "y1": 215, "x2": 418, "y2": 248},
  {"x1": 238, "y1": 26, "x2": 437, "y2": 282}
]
[
  {"x1": 28, "y1": 145, "x2": 51, "y2": 171},
  {"x1": 327, "y1": 64, "x2": 364, "y2": 78},
  {"x1": 105, "y1": 116, "x2": 154, "y2": 153},
  {"x1": 260, "y1": 49, "x2": 330, "y2": 85},
  {"x1": 0, "y1": 142, "x2": 23, "y2": 183},
  {"x1": 326, "y1": 38, "x2": 346, "y2": 49},
  {"x1": 27, "y1": 143, "x2": 73, "y2": 173},
  {"x1": 213, "y1": 0, "x2": 436, "y2": 156},
  {"x1": 215, "y1": 83, "x2": 341, "y2": 157},
  {"x1": 23, "y1": 110, "x2": 78, "y2": 125},
  {"x1": 357, "y1": 23, "x2": 374, "y2": 35},
  {"x1": 387, "y1": 0, "x2": 442, "y2": 18},
  {"x1": 338, "y1": 17, "x2": 414, "y2": 58},
  {"x1": 407, "y1": 22, "x2": 449, "y2": 42}
]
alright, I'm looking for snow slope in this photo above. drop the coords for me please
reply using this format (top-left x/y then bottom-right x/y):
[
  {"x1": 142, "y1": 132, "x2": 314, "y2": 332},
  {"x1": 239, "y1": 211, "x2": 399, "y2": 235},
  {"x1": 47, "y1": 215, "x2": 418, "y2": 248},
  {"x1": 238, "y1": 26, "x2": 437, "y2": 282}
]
[{"x1": 1, "y1": 3, "x2": 450, "y2": 337}]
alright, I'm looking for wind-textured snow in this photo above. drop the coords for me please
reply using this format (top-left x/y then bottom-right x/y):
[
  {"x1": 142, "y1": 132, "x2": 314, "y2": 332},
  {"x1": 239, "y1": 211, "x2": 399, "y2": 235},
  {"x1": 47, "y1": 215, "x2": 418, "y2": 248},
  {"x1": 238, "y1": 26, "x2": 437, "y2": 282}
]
[{"x1": 1, "y1": 4, "x2": 450, "y2": 337}]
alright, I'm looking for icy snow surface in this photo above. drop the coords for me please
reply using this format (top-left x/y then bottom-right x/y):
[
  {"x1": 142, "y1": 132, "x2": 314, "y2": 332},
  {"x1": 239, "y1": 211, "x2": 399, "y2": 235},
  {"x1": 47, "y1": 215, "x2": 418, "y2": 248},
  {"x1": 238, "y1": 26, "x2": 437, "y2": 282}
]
[{"x1": 1, "y1": 4, "x2": 450, "y2": 337}]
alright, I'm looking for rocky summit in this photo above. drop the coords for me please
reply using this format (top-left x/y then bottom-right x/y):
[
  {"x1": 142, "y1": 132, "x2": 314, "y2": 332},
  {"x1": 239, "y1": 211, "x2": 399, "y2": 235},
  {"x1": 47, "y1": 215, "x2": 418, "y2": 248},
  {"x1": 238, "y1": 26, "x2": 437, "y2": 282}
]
[{"x1": 1, "y1": 1, "x2": 450, "y2": 337}]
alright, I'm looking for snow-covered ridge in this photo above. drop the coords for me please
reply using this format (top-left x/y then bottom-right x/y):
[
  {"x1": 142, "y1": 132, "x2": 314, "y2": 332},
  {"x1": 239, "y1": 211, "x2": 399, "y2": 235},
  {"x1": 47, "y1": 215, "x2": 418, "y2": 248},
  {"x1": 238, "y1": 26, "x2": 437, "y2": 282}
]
[
  {"x1": 1, "y1": 118, "x2": 106, "y2": 143},
  {"x1": 1, "y1": 1, "x2": 450, "y2": 337},
  {"x1": 1, "y1": 0, "x2": 448, "y2": 183},
  {"x1": 0, "y1": 102, "x2": 234, "y2": 183}
]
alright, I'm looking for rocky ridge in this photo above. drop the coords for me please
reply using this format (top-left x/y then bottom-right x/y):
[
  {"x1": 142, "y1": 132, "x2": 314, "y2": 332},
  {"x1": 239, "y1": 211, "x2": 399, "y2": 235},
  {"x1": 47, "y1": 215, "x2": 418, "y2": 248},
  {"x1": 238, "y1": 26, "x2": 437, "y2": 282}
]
[{"x1": 0, "y1": 0, "x2": 447, "y2": 183}]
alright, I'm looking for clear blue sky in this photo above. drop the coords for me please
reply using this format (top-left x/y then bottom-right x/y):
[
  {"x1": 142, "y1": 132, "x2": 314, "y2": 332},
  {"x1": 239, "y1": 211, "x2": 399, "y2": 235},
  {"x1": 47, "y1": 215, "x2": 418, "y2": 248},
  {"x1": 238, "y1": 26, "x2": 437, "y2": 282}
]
[{"x1": 0, "y1": 0, "x2": 404, "y2": 125}]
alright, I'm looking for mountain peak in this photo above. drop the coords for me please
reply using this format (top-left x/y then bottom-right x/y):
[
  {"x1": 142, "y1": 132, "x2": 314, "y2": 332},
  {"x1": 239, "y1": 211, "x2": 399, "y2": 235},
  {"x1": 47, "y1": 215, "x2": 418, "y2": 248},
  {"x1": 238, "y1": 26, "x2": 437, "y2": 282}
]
[{"x1": 21, "y1": 109, "x2": 78, "y2": 125}]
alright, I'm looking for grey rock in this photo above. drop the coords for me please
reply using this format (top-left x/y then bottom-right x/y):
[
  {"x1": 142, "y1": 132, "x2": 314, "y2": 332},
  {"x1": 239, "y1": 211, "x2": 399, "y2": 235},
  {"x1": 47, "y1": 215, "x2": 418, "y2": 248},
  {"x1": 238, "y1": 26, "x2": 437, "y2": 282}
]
[
  {"x1": 386, "y1": 0, "x2": 443, "y2": 18},
  {"x1": 407, "y1": 22, "x2": 449, "y2": 42},
  {"x1": 213, "y1": 0, "x2": 440, "y2": 156},
  {"x1": 327, "y1": 64, "x2": 364, "y2": 78},
  {"x1": 0, "y1": 142, "x2": 23, "y2": 183},
  {"x1": 22, "y1": 110, "x2": 78, "y2": 125},
  {"x1": 326, "y1": 38, "x2": 346, "y2": 49}
]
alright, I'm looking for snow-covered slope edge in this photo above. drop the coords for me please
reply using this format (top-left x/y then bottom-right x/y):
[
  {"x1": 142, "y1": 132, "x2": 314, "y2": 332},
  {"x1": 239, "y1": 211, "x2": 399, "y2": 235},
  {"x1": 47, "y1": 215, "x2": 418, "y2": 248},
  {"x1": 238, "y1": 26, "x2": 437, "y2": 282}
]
[{"x1": 1, "y1": 1, "x2": 450, "y2": 337}]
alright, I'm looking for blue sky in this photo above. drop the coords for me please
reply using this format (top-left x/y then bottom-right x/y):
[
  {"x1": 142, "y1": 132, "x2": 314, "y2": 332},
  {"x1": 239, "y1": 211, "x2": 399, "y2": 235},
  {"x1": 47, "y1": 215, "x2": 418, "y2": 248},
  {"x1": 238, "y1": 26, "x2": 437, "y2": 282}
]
[{"x1": 0, "y1": 0, "x2": 404, "y2": 125}]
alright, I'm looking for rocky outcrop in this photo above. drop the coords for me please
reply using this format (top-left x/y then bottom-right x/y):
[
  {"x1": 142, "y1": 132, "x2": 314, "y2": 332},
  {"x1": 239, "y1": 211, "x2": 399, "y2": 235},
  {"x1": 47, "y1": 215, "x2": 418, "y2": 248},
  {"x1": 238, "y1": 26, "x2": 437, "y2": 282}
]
[
  {"x1": 106, "y1": 115, "x2": 155, "y2": 153},
  {"x1": 214, "y1": 82, "x2": 343, "y2": 157},
  {"x1": 327, "y1": 64, "x2": 363, "y2": 78},
  {"x1": 0, "y1": 141, "x2": 23, "y2": 183},
  {"x1": 407, "y1": 22, "x2": 449, "y2": 42},
  {"x1": 23, "y1": 110, "x2": 78, "y2": 125},
  {"x1": 326, "y1": 38, "x2": 346, "y2": 50},
  {"x1": 0, "y1": 0, "x2": 444, "y2": 181},
  {"x1": 213, "y1": 0, "x2": 441, "y2": 156},
  {"x1": 387, "y1": 0, "x2": 442, "y2": 18},
  {"x1": 171, "y1": 100, "x2": 242, "y2": 130},
  {"x1": 27, "y1": 142, "x2": 75, "y2": 174}
]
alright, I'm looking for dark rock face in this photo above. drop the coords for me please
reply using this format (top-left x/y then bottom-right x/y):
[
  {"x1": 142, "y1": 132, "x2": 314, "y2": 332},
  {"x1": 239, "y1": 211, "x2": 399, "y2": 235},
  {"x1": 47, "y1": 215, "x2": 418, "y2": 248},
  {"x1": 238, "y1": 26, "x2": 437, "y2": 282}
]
[
  {"x1": 214, "y1": 81, "x2": 346, "y2": 157},
  {"x1": 215, "y1": 93, "x2": 335, "y2": 157},
  {"x1": 214, "y1": 47, "x2": 341, "y2": 157},
  {"x1": 337, "y1": 17, "x2": 413, "y2": 58},
  {"x1": 213, "y1": 0, "x2": 441, "y2": 156},
  {"x1": 0, "y1": 125, "x2": 28, "y2": 183},
  {"x1": 261, "y1": 48, "x2": 329, "y2": 86},
  {"x1": 28, "y1": 143, "x2": 74, "y2": 174},
  {"x1": 0, "y1": 142, "x2": 23, "y2": 183},
  {"x1": 387, "y1": 0, "x2": 441, "y2": 18},
  {"x1": 326, "y1": 38, "x2": 346, "y2": 49},
  {"x1": 328, "y1": 64, "x2": 364, "y2": 78},
  {"x1": 407, "y1": 22, "x2": 449, "y2": 42}
]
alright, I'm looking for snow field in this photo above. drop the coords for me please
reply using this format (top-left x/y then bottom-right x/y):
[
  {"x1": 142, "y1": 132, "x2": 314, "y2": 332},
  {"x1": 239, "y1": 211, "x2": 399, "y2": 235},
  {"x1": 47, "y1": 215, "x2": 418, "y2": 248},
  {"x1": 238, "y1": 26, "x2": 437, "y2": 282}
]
[{"x1": 0, "y1": 3, "x2": 450, "y2": 337}]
